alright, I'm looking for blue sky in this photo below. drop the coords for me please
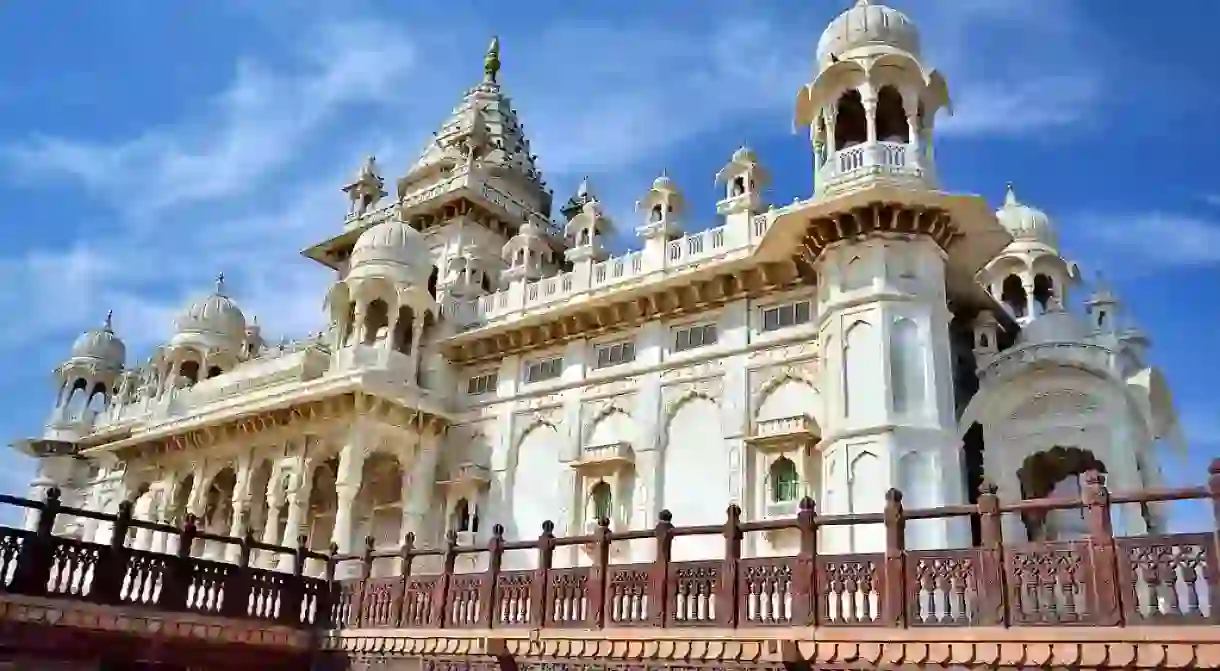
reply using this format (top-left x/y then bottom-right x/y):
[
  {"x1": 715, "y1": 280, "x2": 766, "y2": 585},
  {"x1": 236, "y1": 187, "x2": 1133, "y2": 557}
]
[{"x1": 0, "y1": 0, "x2": 1217, "y2": 527}]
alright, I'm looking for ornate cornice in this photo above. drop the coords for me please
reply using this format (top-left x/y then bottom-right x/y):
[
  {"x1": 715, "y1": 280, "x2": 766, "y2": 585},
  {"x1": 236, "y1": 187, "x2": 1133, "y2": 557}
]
[
  {"x1": 0, "y1": 593, "x2": 311, "y2": 651},
  {"x1": 323, "y1": 627, "x2": 1220, "y2": 669},
  {"x1": 91, "y1": 390, "x2": 448, "y2": 462},
  {"x1": 444, "y1": 260, "x2": 815, "y2": 364}
]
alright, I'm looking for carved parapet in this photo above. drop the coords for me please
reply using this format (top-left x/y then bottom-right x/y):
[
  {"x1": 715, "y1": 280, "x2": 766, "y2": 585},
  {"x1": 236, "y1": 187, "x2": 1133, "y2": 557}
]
[{"x1": 322, "y1": 627, "x2": 1220, "y2": 669}]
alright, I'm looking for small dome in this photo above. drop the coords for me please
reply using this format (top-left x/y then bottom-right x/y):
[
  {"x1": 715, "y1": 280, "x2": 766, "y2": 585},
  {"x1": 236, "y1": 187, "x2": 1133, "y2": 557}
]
[
  {"x1": 173, "y1": 276, "x2": 247, "y2": 342},
  {"x1": 1017, "y1": 303, "x2": 1090, "y2": 346},
  {"x1": 349, "y1": 219, "x2": 434, "y2": 285},
  {"x1": 731, "y1": 145, "x2": 757, "y2": 163},
  {"x1": 70, "y1": 312, "x2": 125, "y2": 366},
  {"x1": 817, "y1": 1, "x2": 921, "y2": 65},
  {"x1": 996, "y1": 184, "x2": 1058, "y2": 248},
  {"x1": 652, "y1": 172, "x2": 673, "y2": 191}
]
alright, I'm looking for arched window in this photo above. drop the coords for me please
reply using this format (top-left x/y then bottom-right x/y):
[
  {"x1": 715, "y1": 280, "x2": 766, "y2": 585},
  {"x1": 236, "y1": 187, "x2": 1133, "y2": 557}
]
[
  {"x1": 428, "y1": 267, "x2": 439, "y2": 299},
  {"x1": 179, "y1": 360, "x2": 200, "y2": 384},
  {"x1": 452, "y1": 497, "x2": 472, "y2": 532},
  {"x1": 1032, "y1": 274, "x2": 1054, "y2": 312},
  {"x1": 589, "y1": 481, "x2": 612, "y2": 521},
  {"x1": 731, "y1": 176, "x2": 745, "y2": 197},
  {"x1": 1000, "y1": 274, "x2": 1027, "y2": 319},
  {"x1": 875, "y1": 86, "x2": 909, "y2": 142},
  {"x1": 769, "y1": 457, "x2": 800, "y2": 503},
  {"x1": 834, "y1": 90, "x2": 867, "y2": 150},
  {"x1": 206, "y1": 366, "x2": 223, "y2": 379},
  {"x1": 362, "y1": 299, "x2": 389, "y2": 345},
  {"x1": 651, "y1": 204, "x2": 663, "y2": 222}
]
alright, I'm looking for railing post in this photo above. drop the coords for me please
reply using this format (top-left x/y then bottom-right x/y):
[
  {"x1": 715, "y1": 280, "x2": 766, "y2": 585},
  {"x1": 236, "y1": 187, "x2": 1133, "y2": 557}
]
[
  {"x1": 648, "y1": 510, "x2": 673, "y2": 627},
  {"x1": 12, "y1": 487, "x2": 60, "y2": 597},
  {"x1": 791, "y1": 497, "x2": 818, "y2": 626},
  {"x1": 392, "y1": 532, "x2": 416, "y2": 627},
  {"x1": 429, "y1": 531, "x2": 458, "y2": 628},
  {"x1": 278, "y1": 532, "x2": 308, "y2": 626},
  {"x1": 478, "y1": 524, "x2": 504, "y2": 629},
  {"x1": 531, "y1": 520, "x2": 555, "y2": 628},
  {"x1": 160, "y1": 513, "x2": 196, "y2": 611},
  {"x1": 587, "y1": 517, "x2": 611, "y2": 629},
  {"x1": 322, "y1": 542, "x2": 339, "y2": 629},
  {"x1": 221, "y1": 529, "x2": 256, "y2": 618},
  {"x1": 719, "y1": 504, "x2": 742, "y2": 628},
  {"x1": 353, "y1": 535, "x2": 374, "y2": 627},
  {"x1": 1208, "y1": 460, "x2": 1220, "y2": 624},
  {"x1": 974, "y1": 481, "x2": 1008, "y2": 626},
  {"x1": 881, "y1": 488, "x2": 906, "y2": 627},
  {"x1": 89, "y1": 499, "x2": 132, "y2": 604},
  {"x1": 1082, "y1": 469, "x2": 1122, "y2": 625}
]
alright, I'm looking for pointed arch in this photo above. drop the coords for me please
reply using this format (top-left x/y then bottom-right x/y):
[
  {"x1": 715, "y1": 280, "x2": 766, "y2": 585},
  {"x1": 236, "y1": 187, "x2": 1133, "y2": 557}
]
[
  {"x1": 514, "y1": 415, "x2": 559, "y2": 452},
  {"x1": 583, "y1": 404, "x2": 631, "y2": 446},
  {"x1": 752, "y1": 369, "x2": 818, "y2": 416}
]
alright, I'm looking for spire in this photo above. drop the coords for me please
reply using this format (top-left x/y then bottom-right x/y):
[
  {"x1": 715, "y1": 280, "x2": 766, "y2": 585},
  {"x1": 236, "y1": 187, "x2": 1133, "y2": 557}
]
[
  {"x1": 103, "y1": 310, "x2": 114, "y2": 332},
  {"x1": 1004, "y1": 182, "x2": 1019, "y2": 207},
  {"x1": 577, "y1": 176, "x2": 591, "y2": 198},
  {"x1": 484, "y1": 36, "x2": 501, "y2": 84},
  {"x1": 215, "y1": 272, "x2": 227, "y2": 296}
]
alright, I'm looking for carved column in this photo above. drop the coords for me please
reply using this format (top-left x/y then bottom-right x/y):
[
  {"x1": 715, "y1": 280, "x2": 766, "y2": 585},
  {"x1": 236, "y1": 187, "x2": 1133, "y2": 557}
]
[
  {"x1": 277, "y1": 462, "x2": 315, "y2": 572},
  {"x1": 225, "y1": 455, "x2": 255, "y2": 563},
  {"x1": 402, "y1": 427, "x2": 442, "y2": 545},
  {"x1": 407, "y1": 318, "x2": 426, "y2": 386},
  {"x1": 259, "y1": 462, "x2": 286, "y2": 568},
  {"x1": 331, "y1": 434, "x2": 368, "y2": 576}
]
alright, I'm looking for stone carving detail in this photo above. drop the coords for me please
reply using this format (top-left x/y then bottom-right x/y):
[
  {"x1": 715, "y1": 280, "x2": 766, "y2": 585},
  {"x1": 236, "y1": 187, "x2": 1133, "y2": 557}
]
[{"x1": 1009, "y1": 390, "x2": 1101, "y2": 423}]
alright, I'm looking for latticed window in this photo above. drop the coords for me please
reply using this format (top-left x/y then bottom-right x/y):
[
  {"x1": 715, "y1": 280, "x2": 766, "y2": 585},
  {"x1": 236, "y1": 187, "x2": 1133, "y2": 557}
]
[
  {"x1": 769, "y1": 457, "x2": 800, "y2": 502},
  {"x1": 589, "y1": 481, "x2": 613, "y2": 520}
]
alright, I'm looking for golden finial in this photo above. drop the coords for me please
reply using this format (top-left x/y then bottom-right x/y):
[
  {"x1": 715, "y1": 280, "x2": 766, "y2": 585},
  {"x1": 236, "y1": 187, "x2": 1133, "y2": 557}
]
[
  {"x1": 484, "y1": 36, "x2": 501, "y2": 84},
  {"x1": 103, "y1": 310, "x2": 114, "y2": 331},
  {"x1": 215, "y1": 272, "x2": 226, "y2": 296}
]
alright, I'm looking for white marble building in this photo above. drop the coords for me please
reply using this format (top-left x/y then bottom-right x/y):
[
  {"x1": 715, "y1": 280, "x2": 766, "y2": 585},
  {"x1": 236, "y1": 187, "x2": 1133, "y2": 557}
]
[{"x1": 13, "y1": 1, "x2": 1184, "y2": 572}]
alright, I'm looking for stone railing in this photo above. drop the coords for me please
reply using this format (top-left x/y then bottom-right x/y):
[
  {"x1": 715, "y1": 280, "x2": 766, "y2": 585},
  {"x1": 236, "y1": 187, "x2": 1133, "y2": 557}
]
[
  {"x1": 980, "y1": 342, "x2": 1114, "y2": 382},
  {"x1": 818, "y1": 140, "x2": 929, "y2": 197},
  {"x1": 0, "y1": 489, "x2": 331, "y2": 628},
  {"x1": 443, "y1": 214, "x2": 768, "y2": 329},
  {"x1": 327, "y1": 462, "x2": 1220, "y2": 631}
]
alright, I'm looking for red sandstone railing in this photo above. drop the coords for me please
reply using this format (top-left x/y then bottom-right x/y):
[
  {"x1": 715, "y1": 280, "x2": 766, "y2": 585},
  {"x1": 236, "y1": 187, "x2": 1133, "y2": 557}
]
[
  {"x1": 0, "y1": 491, "x2": 332, "y2": 628},
  {"x1": 330, "y1": 465, "x2": 1220, "y2": 630}
]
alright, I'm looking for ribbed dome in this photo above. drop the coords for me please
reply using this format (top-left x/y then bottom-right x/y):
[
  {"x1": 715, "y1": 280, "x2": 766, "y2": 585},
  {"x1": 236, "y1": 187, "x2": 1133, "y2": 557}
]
[
  {"x1": 996, "y1": 184, "x2": 1058, "y2": 248},
  {"x1": 652, "y1": 172, "x2": 674, "y2": 191},
  {"x1": 817, "y1": 1, "x2": 921, "y2": 64},
  {"x1": 70, "y1": 312, "x2": 125, "y2": 366},
  {"x1": 349, "y1": 219, "x2": 434, "y2": 285},
  {"x1": 173, "y1": 277, "x2": 247, "y2": 341}
]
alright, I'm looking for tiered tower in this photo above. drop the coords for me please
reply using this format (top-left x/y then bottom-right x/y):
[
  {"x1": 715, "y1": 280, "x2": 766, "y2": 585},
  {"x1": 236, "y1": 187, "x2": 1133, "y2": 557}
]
[{"x1": 773, "y1": 0, "x2": 1011, "y2": 550}]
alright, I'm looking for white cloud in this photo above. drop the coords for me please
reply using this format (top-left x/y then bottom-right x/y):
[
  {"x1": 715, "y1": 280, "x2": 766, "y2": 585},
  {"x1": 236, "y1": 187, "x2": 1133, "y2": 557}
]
[
  {"x1": 6, "y1": 19, "x2": 418, "y2": 216},
  {"x1": 1077, "y1": 212, "x2": 1220, "y2": 272},
  {"x1": 0, "y1": 0, "x2": 1113, "y2": 360}
]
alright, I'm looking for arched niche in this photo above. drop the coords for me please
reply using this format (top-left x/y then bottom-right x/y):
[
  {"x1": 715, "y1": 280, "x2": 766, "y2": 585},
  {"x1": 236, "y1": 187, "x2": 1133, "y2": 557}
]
[
  {"x1": 507, "y1": 418, "x2": 564, "y2": 559},
  {"x1": 1016, "y1": 446, "x2": 1106, "y2": 542},
  {"x1": 660, "y1": 390, "x2": 725, "y2": 560}
]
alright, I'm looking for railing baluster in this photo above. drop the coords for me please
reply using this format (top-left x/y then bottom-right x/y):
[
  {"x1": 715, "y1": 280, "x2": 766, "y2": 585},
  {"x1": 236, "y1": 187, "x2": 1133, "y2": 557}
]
[
  {"x1": 882, "y1": 489, "x2": 906, "y2": 627},
  {"x1": 532, "y1": 521, "x2": 555, "y2": 628},
  {"x1": 649, "y1": 510, "x2": 673, "y2": 627},
  {"x1": 12, "y1": 488, "x2": 59, "y2": 597}
]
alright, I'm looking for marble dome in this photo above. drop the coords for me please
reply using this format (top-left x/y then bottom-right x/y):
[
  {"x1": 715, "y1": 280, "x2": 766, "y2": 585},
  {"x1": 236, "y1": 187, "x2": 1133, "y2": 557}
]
[
  {"x1": 996, "y1": 184, "x2": 1059, "y2": 248},
  {"x1": 172, "y1": 279, "x2": 247, "y2": 343},
  {"x1": 69, "y1": 313, "x2": 125, "y2": 367},
  {"x1": 816, "y1": 0, "x2": 921, "y2": 64},
  {"x1": 349, "y1": 219, "x2": 434, "y2": 285}
]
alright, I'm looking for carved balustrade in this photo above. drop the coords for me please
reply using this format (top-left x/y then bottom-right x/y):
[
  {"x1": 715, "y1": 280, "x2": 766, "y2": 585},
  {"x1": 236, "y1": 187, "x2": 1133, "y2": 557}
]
[
  {"x1": 0, "y1": 490, "x2": 333, "y2": 628},
  {"x1": 328, "y1": 461, "x2": 1220, "y2": 631}
]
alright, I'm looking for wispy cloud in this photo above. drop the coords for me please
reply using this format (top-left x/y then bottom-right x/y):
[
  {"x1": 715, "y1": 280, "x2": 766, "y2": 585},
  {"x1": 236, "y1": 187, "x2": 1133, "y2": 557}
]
[
  {"x1": 0, "y1": 0, "x2": 1114, "y2": 360},
  {"x1": 6, "y1": 20, "x2": 418, "y2": 216},
  {"x1": 1077, "y1": 212, "x2": 1220, "y2": 273}
]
